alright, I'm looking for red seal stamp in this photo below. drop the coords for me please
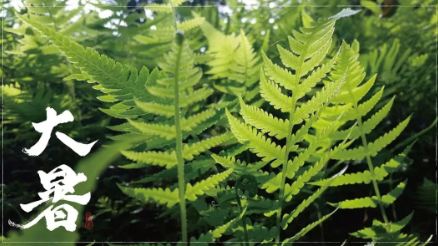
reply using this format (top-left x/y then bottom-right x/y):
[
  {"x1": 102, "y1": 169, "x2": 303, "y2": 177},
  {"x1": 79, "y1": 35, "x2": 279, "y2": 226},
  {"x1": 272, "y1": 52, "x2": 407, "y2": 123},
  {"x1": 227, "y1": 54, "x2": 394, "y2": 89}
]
[{"x1": 84, "y1": 212, "x2": 93, "y2": 230}]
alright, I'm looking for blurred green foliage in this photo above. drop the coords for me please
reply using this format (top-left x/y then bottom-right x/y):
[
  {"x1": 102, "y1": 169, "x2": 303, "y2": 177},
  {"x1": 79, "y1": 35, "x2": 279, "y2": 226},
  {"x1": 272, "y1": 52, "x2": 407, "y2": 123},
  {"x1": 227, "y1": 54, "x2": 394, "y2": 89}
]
[{"x1": 1, "y1": 0, "x2": 437, "y2": 245}]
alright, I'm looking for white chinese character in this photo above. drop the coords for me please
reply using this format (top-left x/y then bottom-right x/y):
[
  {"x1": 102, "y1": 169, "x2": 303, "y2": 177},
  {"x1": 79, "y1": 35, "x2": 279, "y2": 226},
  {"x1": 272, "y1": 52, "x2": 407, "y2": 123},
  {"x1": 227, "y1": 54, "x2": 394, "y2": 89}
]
[
  {"x1": 23, "y1": 107, "x2": 97, "y2": 156},
  {"x1": 15, "y1": 164, "x2": 91, "y2": 232}
]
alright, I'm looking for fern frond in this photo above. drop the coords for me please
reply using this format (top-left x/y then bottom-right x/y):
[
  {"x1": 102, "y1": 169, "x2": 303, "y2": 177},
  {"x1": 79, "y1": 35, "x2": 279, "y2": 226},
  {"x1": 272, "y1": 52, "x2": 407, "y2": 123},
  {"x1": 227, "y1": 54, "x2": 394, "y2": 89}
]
[
  {"x1": 189, "y1": 51, "x2": 210, "y2": 63},
  {"x1": 332, "y1": 116, "x2": 410, "y2": 160},
  {"x1": 348, "y1": 214, "x2": 433, "y2": 245},
  {"x1": 350, "y1": 212, "x2": 414, "y2": 239},
  {"x1": 331, "y1": 180, "x2": 407, "y2": 209},
  {"x1": 284, "y1": 18, "x2": 337, "y2": 77},
  {"x1": 183, "y1": 132, "x2": 234, "y2": 161},
  {"x1": 261, "y1": 51, "x2": 296, "y2": 91},
  {"x1": 17, "y1": 15, "x2": 166, "y2": 118},
  {"x1": 284, "y1": 138, "x2": 351, "y2": 199},
  {"x1": 185, "y1": 169, "x2": 233, "y2": 201},
  {"x1": 180, "y1": 109, "x2": 216, "y2": 131},
  {"x1": 117, "y1": 184, "x2": 179, "y2": 208},
  {"x1": 311, "y1": 142, "x2": 414, "y2": 187},
  {"x1": 229, "y1": 219, "x2": 277, "y2": 244},
  {"x1": 211, "y1": 154, "x2": 235, "y2": 169},
  {"x1": 121, "y1": 150, "x2": 177, "y2": 169},
  {"x1": 118, "y1": 169, "x2": 232, "y2": 207},
  {"x1": 177, "y1": 17, "x2": 205, "y2": 31},
  {"x1": 413, "y1": 178, "x2": 438, "y2": 214},
  {"x1": 259, "y1": 70, "x2": 292, "y2": 113},
  {"x1": 296, "y1": 50, "x2": 340, "y2": 99},
  {"x1": 239, "y1": 98, "x2": 289, "y2": 140},
  {"x1": 260, "y1": 172, "x2": 283, "y2": 194},
  {"x1": 281, "y1": 207, "x2": 340, "y2": 244},
  {"x1": 288, "y1": 112, "x2": 322, "y2": 148},
  {"x1": 197, "y1": 17, "x2": 261, "y2": 98},
  {"x1": 226, "y1": 109, "x2": 284, "y2": 167},
  {"x1": 329, "y1": 97, "x2": 394, "y2": 140},
  {"x1": 221, "y1": 9, "x2": 361, "y2": 243},
  {"x1": 332, "y1": 74, "x2": 376, "y2": 104},
  {"x1": 282, "y1": 183, "x2": 332, "y2": 229},
  {"x1": 294, "y1": 72, "x2": 347, "y2": 124},
  {"x1": 337, "y1": 86, "x2": 385, "y2": 122},
  {"x1": 179, "y1": 87, "x2": 214, "y2": 107},
  {"x1": 197, "y1": 17, "x2": 239, "y2": 79},
  {"x1": 212, "y1": 154, "x2": 269, "y2": 181},
  {"x1": 277, "y1": 45, "x2": 300, "y2": 73},
  {"x1": 142, "y1": 160, "x2": 211, "y2": 183},
  {"x1": 234, "y1": 30, "x2": 261, "y2": 85},
  {"x1": 127, "y1": 120, "x2": 175, "y2": 140},
  {"x1": 190, "y1": 207, "x2": 247, "y2": 246}
]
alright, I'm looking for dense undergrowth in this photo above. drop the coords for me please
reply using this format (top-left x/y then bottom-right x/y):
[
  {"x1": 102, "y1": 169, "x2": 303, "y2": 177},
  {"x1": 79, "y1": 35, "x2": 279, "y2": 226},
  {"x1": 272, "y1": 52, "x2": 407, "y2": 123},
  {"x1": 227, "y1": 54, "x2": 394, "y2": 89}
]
[{"x1": 2, "y1": 0, "x2": 437, "y2": 245}]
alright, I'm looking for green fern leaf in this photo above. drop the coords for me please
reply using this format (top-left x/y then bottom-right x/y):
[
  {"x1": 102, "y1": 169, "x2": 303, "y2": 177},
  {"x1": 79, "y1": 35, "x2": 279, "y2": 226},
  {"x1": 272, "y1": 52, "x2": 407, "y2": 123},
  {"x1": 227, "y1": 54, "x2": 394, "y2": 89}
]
[
  {"x1": 183, "y1": 132, "x2": 234, "y2": 161},
  {"x1": 185, "y1": 169, "x2": 233, "y2": 201},
  {"x1": 117, "y1": 184, "x2": 179, "y2": 208},
  {"x1": 330, "y1": 180, "x2": 407, "y2": 209},
  {"x1": 190, "y1": 207, "x2": 247, "y2": 246},
  {"x1": 239, "y1": 97, "x2": 289, "y2": 140},
  {"x1": 329, "y1": 97, "x2": 394, "y2": 140},
  {"x1": 261, "y1": 51, "x2": 296, "y2": 91},
  {"x1": 296, "y1": 50, "x2": 340, "y2": 99},
  {"x1": 259, "y1": 70, "x2": 292, "y2": 113},
  {"x1": 220, "y1": 9, "x2": 361, "y2": 243},
  {"x1": 180, "y1": 109, "x2": 216, "y2": 131},
  {"x1": 229, "y1": 219, "x2": 277, "y2": 244},
  {"x1": 282, "y1": 177, "x2": 337, "y2": 229},
  {"x1": 17, "y1": 15, "x2": 166, "y2": 118},
  {"x1": 294, "y1": 72, "x2": 347, "y2": 125},
  {"x1": 281, "y1": 207, "x2": 340, "y2": 244},
  {"x1": 283, "y1": 139, "x2": 352, "y2": 200},
  {"x1": 311, "y1": 143, "x2": 413, "y2": 187},
  {"x1": 130, "y1": 159, "x2": 213, "y2": 183},
  {"x1": 332, "y1": 74, "x2": 376, "y2": 104},
  {"x1": 177, "y1": 17, "x2": 205, "y2": 31},
  {"x1": 226, "y1": 109, "x2": 284, "y2": 167},
  {"x1": 128, "y1": 119, "x2": 175, "y2": 140},
  {"x1": 350, "y1": 212, "x2": 414, "y2": 239},
  {"x1": 332, "y1": 116, "x2": 410, "y2": 161},
  {"x1": 121, "y1": 150, "x2": 177, "y2": 169}
]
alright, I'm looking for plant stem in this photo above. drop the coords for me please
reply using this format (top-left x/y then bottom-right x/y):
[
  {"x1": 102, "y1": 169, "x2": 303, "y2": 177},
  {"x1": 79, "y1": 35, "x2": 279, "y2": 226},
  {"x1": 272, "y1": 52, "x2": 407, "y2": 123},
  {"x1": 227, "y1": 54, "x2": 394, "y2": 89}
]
[
  {"x1": 171, "y1": 3, "x2": 188, "y2": 243},
  {"x1": 174, "y1": 36, "x2": 188, "y2": 245},
  {"x1": 235, "y1": 186, "x2": 249, "y2": 246},
  {"x1": 315, "y1": 203, "x2": 325, "y2": 245},
  {"x1": 276, "y1": 98, "x2": 297, "y2": 243},
  {"x1": 346, "y1": 87, "x2": 389, "y2": 226},
  {"x1": 390, "y1": 172, "x2": 398, "y2": 221},
  {"x1": 275, "y1": 53, "x2": 304, "y2": 242}
]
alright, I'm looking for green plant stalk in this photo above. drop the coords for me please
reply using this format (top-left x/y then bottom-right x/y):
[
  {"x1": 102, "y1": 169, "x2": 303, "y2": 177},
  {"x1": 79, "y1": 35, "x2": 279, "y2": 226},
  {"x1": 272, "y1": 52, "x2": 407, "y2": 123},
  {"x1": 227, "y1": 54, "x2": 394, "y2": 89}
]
[
  {"x1": 346, "y1": 86, "x2": 389, "y2": 226},
  {"x1": 390, "y1": 172, "x2": 398, "y2": 221},
  {"x1": 174, "y1": 38, "x2": 188, "y2": 244},
  {"x1": 314, "y1": 203, "x2": 325, "y2": 245},
  {"x1": 276, "y1": 98, "x2": 297, "y2": 243},
  {"x1": 275, "y1": 71, "x2": 300, "y2": 242},
  {"x1": 275, "y1": 55, "x2": 306, "y2": 242},
  {"x1": 235, "y1": 186, "x2": 249, "y2": 246},
  {"x1": 170, "y1": 4, "x2": 188, "y2": 243}
]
